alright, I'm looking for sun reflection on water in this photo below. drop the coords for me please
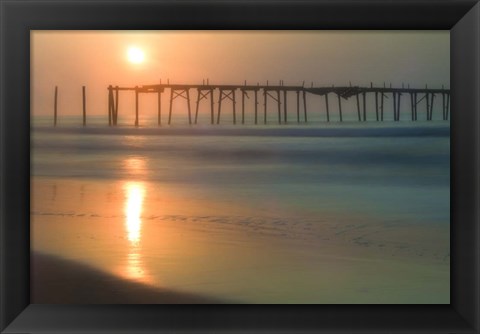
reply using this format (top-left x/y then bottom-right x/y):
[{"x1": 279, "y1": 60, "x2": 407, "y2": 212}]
[
  {"x1": 122, "y1": 179, "x2": 150, "y2": 283},
  {"x1": 124, "y1": 181, "x2": 145, "y2": 244}
]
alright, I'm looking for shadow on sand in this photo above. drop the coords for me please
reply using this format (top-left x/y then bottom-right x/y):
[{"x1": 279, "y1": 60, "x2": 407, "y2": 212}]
[{"x1": 31, "y1": 252, "x2": 230, "y2": 304}]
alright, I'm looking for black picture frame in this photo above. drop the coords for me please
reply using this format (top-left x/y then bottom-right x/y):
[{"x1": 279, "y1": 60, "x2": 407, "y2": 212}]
[{"x1": 1, "y1": 0, "x2": 479, "y2": 333}]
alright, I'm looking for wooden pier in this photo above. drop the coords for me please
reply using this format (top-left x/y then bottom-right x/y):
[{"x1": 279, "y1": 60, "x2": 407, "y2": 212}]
[{"x1": 52, "y1": 82, "x2": 451, "y2": 126}]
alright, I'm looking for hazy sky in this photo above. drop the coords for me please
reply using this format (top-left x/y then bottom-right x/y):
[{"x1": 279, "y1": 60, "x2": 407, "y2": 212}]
[{"x1": 31, "y1": 31, "x2": 449, "y2": 117}]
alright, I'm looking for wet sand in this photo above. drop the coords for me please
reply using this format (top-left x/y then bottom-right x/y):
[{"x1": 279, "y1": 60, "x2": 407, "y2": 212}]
[
  {"x1": 32, "y1": 252, "x2": 228, "y2": 304},
  {"x1": 31, "y1": 177, "x2": 449, "y2": 304}
]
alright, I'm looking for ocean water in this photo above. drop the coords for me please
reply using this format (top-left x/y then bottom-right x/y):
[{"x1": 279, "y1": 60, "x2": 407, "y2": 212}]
[{"x1": 31, "y1": 116, "x2": 450, "y2": 303}]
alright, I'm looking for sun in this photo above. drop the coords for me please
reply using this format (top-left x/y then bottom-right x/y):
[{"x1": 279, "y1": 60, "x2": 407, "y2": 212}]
[{"x1": 127, "y1": 47, "x2": 145, "y2": 64}]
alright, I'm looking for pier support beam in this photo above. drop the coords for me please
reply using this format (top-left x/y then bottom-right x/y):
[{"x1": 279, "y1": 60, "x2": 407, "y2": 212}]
[
  {"x1": 254, "y1": 90, "x2": 258, "y2": 125},
  {"x1": 100, "y1": 83, "x2": 452, "y2": 126},
  {"x1": 362, "y1": 92, "x2": 367, "y2": 121},
  {"x1": 429, "y1": 93, "x2": 435, "y2": 121},
  {"x1": 393, "y1": 92, "x2": 397, "y2": 121},
  {"x1": 356, "y1": 93, "x2": 361, "y2": 121},
  {"x1": 107, "y1": 85, "x2": 113, "y2": 126},
  {"x1": 241, "y1": 90, "x2": 246, "y2": 124},
  {"x1": 211, "y1": 89, "x2": 215, "y2": 124},
  {"x1": 296, "y1": 91, "x2": 300, "y2": 123},
  {"x1": 195, "y1": 89, "x2": 214, "y2": 124},
  {"x1": 157, "y1": 89, "x2": 162, "y2": 125},
  {"x1": 277, "y1": 90, "x2": 281, "y2": 124},
  {"x1": 217, "y1": 89, "x2": 236, "y2": 125},
  {"x1": 442, "y1": 93, "x2": 446, "y2": 120},
  {"x1": 187, "y1": 89, "x2": 192, "y2": 124},
  {"x1": 303, "y1": 90, "x2": 307, "y2": 122},
  {"x1": 397, "y1": 93, "x2": 401, "y2": 121},
  {"x1": 446, "y1": 93, "x2": 450, "y2": 120},
  {"x1": 410, "y1": 93, "x2": 415, "y2": 121},
  {"x1": 114, "y1": 86, "x2": 119, "y2": 126},
  {"x1": 169, "y1": 88, "x2": 192, "y2": 125},
  {"x1": 381, "y1": 93, "x2": 385, "y2": 121},
  {"x1": 264, "y1": 89, "x2": 283, "y2": 124},
  {"x1": 168, "y1": 89, "x2": 173, "y2": 125},
  {"x1": 325, "y1": 93, "x2": 330, "y2": 122},
  {"x1": 264, "y1": 90, "x2": 267, "y2": 124},
  {"x1": 232, "y1": 90, "x2": 236, "y2": 124},
  {"x1": 413, "y1": 92, "x2": 418, "y2": 121},
  {"x1": 337, "y1": 94, "x2": 343, "y2": 122},
  {"x1": 135, "y1": 86, "x2": 139, "y2": 127},
  {"x1": 425, "y1": 93, "x2": 430, "y2": 121}
]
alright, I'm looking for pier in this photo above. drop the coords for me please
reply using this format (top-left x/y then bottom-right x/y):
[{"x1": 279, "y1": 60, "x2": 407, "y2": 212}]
[{"x1": 52, "y1": 82, "x2": 451, "y2": 126}]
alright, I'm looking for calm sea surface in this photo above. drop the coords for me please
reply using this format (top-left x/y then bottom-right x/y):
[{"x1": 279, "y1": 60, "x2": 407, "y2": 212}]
[{"x1": 31, "y1": 116, "x2": 450, "y2": 303}]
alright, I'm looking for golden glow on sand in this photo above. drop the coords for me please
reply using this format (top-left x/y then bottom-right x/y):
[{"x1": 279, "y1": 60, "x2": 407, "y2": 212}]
[{"x1": 127, "y1": 46, "x2": 145, "y2": 64}]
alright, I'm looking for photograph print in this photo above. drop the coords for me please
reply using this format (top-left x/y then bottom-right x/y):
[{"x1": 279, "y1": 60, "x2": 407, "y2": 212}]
[{"x1": 31, "y1": 30, "x2": 450, "y2": 304}]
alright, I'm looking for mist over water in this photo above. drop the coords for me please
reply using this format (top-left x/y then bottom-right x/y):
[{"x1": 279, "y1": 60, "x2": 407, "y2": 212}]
[{"x1": 32, "y1": 117, "x2": 449, "y2": 222}]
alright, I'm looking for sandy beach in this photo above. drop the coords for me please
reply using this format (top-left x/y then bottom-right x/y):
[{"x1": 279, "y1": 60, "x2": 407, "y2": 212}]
[{"x1": 31, "y1": 176, "x2": 449, "y2": 304}]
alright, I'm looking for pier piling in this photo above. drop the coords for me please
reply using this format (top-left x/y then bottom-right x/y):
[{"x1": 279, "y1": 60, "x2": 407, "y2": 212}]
[
  {"x1": 397, "y1": 93, "x2": 401, "y2": 121},
  {"x1": 168, "y1": 89, "x2": 173, "y2": 125},
  {"x1": 425, "y1": 93, "x2": 430, "y2": 121},
  {"x1": 296, "y1": 91, "x2": 300, "y2": 123},
  {"x1": 303, "y1": 91, "x2": 307, "y2": 122},
  {"x1": 157, "y1": 89, "x2": 162, "y2": 125},
  {"x1": 362, "y1": 92, "x2": 367, "y2": 121},
  {"x1": 410, "y1": 93, "x2": 414, "y2": 121},
  {"x1": 217, "y1": 89, "x2": 236, "y2": 124},
  {"x1": 429, "y1": 93, "x2": 435, "y2": 121},
  {"x1": 210, "y1": 89, "x2": 215, "y2": 124},
  {"x1": 412, "y1": 93, "x2": 417, "y2": 121},
  {"x1": 82, "y1": 83, "x2": 451, "y2": 126},
  {"x1": 264, "y1": 90, "x2": 267, "y2": 124},
  {"x1": 277, "y1": 90, "x2": 281, "y2": 124},
  {"x1": 325, "y1": 93, "x2": 330, "y2": 122},
  {"x1": 232, "y1": 90, "x2": 236, "y2": 125},
  {"x1": 393, "y1": 93, "x2": 397, "y2": 121},
  {"x1": 381, "y1": 93, "x2": 385, "y2": 121},
  {"x1": 186, "y1": 89, "x2": 192, "y2": 125},
  {"x1": 108, "y1": 85, "x2": 113, "y2": 126},
  {"x1": 194, "y1": 88, "x2": 214, "y2": 124},
  {"x1": 337, "y1": 94, "x2": 342, "y2": 122},
  {"x1": 241, "y1": 90, "x2": 246, "y2": 124},
  {"x1": 442, "y1": 93, "x2": 446, "y2": 120},
  {"x1": 356, "y1": 93, "x2": 361, "y2": 121},
  {"x1": 135, "y1": 87, "x2": 139, "y2": 127},
  {"x1": 114, "y1": 86, "x2": 119, "y2": 126},
  {"x1": 446, "y1": 93, "x2": 450, "y2": 120},
  {"x1": 254, "y1": 90, "x2": 258, "y2": 125},
  {"x1": 217, "y1": 91, "x2": 223, "y2": 124}
]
